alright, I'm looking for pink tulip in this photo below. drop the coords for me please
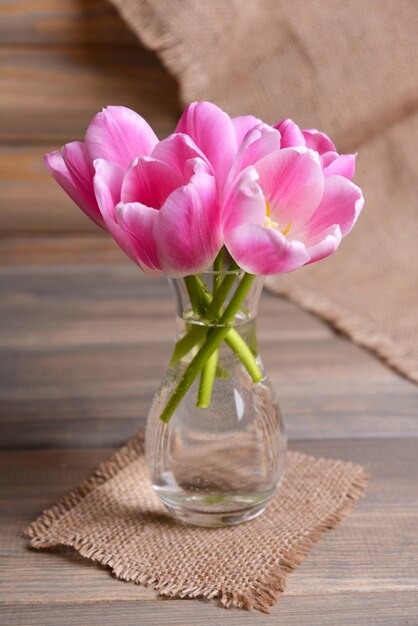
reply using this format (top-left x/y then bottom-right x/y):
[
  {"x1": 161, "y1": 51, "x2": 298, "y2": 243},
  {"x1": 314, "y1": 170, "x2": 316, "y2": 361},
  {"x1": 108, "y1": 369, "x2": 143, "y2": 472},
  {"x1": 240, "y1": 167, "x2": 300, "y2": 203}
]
[
  {"x1": 44, "y1": 106, "x2": 159, "y2": 268},
  {"x1": 44, "y1": 106, "x2": 159, "y2": 225},
  {"x1": 114, "y1": 133, "x2": 222, "y2": 277},
  {"x1": 275, "y1": 118, "x2": 356, "y2": 180},
  {"x1": 175, "y1": 101, "x2": 261, "y2": 189},
  {"x1": 45, "y1": 106, "x2": 222, "y2": 276},
  {"x1": 45, "y1": 101, "x2": 363, "y2": 279},
  {"x1": 221, "y1": 121, "x2": 364, "y2": 275}
]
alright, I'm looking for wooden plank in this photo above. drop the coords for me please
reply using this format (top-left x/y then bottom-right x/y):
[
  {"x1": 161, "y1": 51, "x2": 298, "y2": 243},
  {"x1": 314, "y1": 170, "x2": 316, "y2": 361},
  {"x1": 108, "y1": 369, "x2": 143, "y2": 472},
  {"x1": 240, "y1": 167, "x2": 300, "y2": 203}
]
[
  {"x1": 0, "y1": 440, "x2": 417, "y2": 623},
  {"x1": 0, "y1": 146, "x2": 100, "y2": 234},
  {"x1": 1, "y1": 266, "x2": 417, "y2": 448},
  {"x1": 1, "y1": 593, "x2": 418, "y2": 626},
  {"x1": 0, "y1": 0, "x2": 137, "y2": 45},
  {"x1": 0, "y1": 45, "x2": 179, "y2": 142},
  {"x1": 1, "y1": 377, "x2": 416, "y2": 449},
  {"x1": 0, "y1": 236, "x2": 126, "y2": 265}
]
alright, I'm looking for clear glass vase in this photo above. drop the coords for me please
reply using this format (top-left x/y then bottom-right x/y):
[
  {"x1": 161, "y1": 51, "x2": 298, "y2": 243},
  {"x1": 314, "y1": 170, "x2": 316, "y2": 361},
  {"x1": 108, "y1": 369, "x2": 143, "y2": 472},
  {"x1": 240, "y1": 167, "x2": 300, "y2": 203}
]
[{"x1": 145, "y1": 268, "x2": 286, "y2": 527}]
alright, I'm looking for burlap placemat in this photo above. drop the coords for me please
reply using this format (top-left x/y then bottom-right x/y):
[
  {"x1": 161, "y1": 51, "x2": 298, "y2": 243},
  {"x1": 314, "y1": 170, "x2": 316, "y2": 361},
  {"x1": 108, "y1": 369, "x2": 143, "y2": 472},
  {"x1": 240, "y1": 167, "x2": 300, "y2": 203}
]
[
  {"x1": 108, "y1": 0, "x2": 418, "y2": 384},
  {"x1": 26, "y1": 434, "x2": 367, "y2": 613}
]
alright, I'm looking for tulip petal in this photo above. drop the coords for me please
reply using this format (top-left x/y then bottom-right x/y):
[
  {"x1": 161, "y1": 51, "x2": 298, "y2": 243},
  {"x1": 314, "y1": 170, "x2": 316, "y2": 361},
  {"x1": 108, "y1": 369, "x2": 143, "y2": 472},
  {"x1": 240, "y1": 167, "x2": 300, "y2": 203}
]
[
  {"x1": 322, "y1": 152, "x2": 356, "y2": 180},
  {"x1": 121, "y1": 157, "x2": 184, "y2": 208},
  {"x1": 232, "y1": 115, "x2": 261, "y2": 145},
  {"x1": 61, "y1": 142, "x2": 96, "y2": 204},
  {"x1": 175, "y1": 101, "x2": 238, "y2": 185},
  {"x1": 116, "y1": 202, "x2": 161, "y2": 270},
  {"x1": 155, "y1": 172, "x2": 222, "y2": 277},
  {"x1": 305, "y1": 224, "x2": 342, "y2": 264},
  {"x1": 151, "y1": 133, "x2": 210, "y2": 179},
  {"x1": 255, "y1": 147, "x2": 324, "y2": 229},
  {"x1": 44, "y1": 144, "x2": 103, "y2": 228},
  {"x1": 225, "y1": 222, "x2": 310, "y2": 275},
  {"x1": 303, "y1": 129, "x2": 336, "y2": 154},
  {"x1": 93, "y1": 159, "x2": 124, "y2": 220},
  {"x1": 229, "y1": 123, "x2": 281, "y2": 181},
  {"x1": 93, "y1": 159, "x2": 143, "y2": 267},
  {"x1": 222, "y1": 167, "x2": 265, "y2": 232},
  {"x1": 85, "y1": 106, "x2": 158, "y2": 169},
  {"x1": 274, "y1": 119, "x2": 305, "y2": 148},
  {"x1": 304, "y1": 175, "x2": 364, "y2": 238}
]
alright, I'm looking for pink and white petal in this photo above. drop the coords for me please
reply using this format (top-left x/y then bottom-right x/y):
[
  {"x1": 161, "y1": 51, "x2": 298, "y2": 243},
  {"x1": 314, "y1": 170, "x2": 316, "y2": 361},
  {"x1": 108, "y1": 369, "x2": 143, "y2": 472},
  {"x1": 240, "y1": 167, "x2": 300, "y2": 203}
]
[
  {"x1": 85, "y1": 106, "x2": 158, "y2": 169},
  {"x1": 116, "y1": 202, "x2": 161, "y2": 271},
  {"x1": 255, "y1": 147, "x2": 324, "y2": 228},
  {"x1": 222, "y1": 166, "x2": 266, "y2": 232},
  {"x1": 320, "y1": 151, "x2": 339, "y2": 168},
  {"x1": 304, "y1": 224, "x2": 342, "y2": 264},
  {"x1": 93, "y1": 159, "x2": 124, "y2": 221},
  {"x1": 93, "y1": 159, "x2": 141, "y2": 266},
  {"x1": 322, "y1": 152, "x2": 356, "y2": 180},
  {"x1": 274, "y1": 119, "x2": 305, "y2": 148},
  {"x1": 62, "y1": 141, "x2": 95, "y2": 188},
  {"x1": 44, "y1": 147, "x2": 103, "y2": 228},
  {"x1": 304, "y1": 175, "x2": 364, "y2": 238},
  {"x1": 175, "y1": 101, "x2": 238, "y2": 185},
  {"x1": 156, "y1": 172, "x2": 222, "y2": 277},
  {"x1": 225, "y1": 223, "x2": 310, "y2": 275},
  {"x1": 303, "y1": 129, "x2": 336, "y2": 154},
  {"x1": 121, "y1": 157, "x2": 183, "y2": 208},
  {"x1": 151, "y1": 133, "x2": 210, "y2": 179},
  {"x1": 232, "y1": 115, "x2": 261, "y2": 145},
  {"x1": 228, "y1": 123, "x2": 281, "y2": 182}
]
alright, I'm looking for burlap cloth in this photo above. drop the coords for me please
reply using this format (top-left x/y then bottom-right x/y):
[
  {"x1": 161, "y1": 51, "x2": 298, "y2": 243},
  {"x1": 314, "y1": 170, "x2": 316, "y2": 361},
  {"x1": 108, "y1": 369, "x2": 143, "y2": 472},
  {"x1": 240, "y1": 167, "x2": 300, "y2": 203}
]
[
  {"x1": 26, "y1": 434, "x2": 367, "y2": 612},
  {"x1": 108, "y1": 0, "x2": 418, "y2": 384}
]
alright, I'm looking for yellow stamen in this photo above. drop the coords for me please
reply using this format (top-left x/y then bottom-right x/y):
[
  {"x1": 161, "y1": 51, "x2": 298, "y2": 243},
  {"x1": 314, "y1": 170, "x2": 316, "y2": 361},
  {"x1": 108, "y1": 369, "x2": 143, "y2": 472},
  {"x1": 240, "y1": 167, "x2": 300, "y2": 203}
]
[
  {"x1": 265, "y1": 199, "x2": 271, "y2": 217},
  {"x1": 264, "y1": 198, "x2": 291, "y2": 234},
  {"x1": 264, "y1": 216, "x2": 279, "y2": 229}
]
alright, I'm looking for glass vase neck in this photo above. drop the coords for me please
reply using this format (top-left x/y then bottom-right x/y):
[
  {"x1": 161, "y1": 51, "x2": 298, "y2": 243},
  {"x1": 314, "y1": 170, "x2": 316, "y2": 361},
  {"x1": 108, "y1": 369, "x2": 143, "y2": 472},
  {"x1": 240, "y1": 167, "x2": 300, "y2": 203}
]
[{"x1": 169, "y1": 271, "x2": 265, "y2": 327}]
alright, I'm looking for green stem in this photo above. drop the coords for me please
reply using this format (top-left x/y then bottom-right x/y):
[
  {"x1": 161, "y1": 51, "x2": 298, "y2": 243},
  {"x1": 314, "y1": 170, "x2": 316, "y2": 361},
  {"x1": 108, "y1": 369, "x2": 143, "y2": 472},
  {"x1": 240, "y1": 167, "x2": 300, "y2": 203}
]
[
  {"x1": 224, "y1": 331, "x2": 261, "y2": 382},
  {"x1": 160, "y1": 273, "x2": 260, "y2": 423},
  {"x1": 170, "y1": 265, "x2": 239, "y2": 366},
  {"x1": 197, "y1": 250, "x2": 226, "y2": 407},
  {"x1": 170, "y1": 265, "x2": 262, "y2": 383},
  {"x1": 196, "y1": 348, "x2": 218, "y2": 407},
  {"x1": 213, "y1": 247, "x2": 225, "y2": 291},
  {"x1": 170, "y1": 324, "x2": 207, "y2": 367},
  {"x1": 183, "y1": 275, "x2": 206, "y2": 315}
]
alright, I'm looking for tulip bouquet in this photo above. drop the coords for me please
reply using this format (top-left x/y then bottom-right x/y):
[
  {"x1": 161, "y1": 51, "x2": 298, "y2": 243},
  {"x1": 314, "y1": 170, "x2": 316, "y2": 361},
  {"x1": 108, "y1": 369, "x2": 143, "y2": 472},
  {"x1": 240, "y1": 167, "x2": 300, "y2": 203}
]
[{"x1": 45, "y1": 102, "x2": 364, "y2": 424}]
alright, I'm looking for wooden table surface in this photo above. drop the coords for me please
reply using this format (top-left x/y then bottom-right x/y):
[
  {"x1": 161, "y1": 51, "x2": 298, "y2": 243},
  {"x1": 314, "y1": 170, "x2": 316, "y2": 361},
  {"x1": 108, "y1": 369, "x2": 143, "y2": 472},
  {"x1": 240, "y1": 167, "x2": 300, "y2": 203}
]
[
  {"x1": 1, "y1": 263, "x2": 418, "y2": 625},
  {"x1": 1, "y1": 1, "x2": 418, "y2": 624}
]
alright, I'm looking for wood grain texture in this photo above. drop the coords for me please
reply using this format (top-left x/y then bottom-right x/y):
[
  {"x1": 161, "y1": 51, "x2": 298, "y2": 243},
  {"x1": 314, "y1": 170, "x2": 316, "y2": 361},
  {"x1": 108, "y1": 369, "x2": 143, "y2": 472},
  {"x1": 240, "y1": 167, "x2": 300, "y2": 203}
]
[
  {"x1": 1, "y1": 265, "x2": 417, "y2": 448},
  {"x1": 1, "y1": 439, "x2": 417, "y2": 623},
  {"x1": 2, "y1": 594, "x2": 418, "y2": 626},
  {"x1": 0, "y1": 147, "x2": 100, "y2": 233},
  {"x1": 0, "y1": 45, "x2": 179, "y2": 143},
  {"x1": 0, "y1": 235, "x2": 126, "y2": 265},
  {"x1": 0, "y1": 0, "x2": 138, "y2": 44}
]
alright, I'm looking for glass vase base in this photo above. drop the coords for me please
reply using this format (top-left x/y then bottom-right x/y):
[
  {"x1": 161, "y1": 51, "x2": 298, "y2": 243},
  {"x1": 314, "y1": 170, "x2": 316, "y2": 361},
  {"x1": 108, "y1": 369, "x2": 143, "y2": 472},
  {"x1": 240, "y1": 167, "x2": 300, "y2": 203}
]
[{"x1": 158, "y1": 494, "x2": 273, "y2": 527}]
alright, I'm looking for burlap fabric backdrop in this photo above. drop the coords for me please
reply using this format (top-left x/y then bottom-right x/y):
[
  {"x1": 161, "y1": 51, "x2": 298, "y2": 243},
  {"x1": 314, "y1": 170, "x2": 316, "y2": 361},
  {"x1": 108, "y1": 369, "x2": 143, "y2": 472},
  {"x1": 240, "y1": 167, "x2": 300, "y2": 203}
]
[{"x1": 109, "y1": 0, "x2": 418, "y2": 383}]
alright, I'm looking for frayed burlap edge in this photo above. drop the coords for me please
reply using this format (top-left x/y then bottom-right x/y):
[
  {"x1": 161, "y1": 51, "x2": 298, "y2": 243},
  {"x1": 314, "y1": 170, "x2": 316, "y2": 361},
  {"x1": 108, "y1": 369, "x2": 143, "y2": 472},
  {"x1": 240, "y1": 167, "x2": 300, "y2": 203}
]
[
  {"x1": 25, "y1": 435, "x2": 368, "y2": 613},
  {"x1": 108, "y1": 0, "x2": 205, "y2": 104},
  {"x1": 243, "y1": 467, "x2": 368, "y2": 613},
  {"x1": 155, "y1": 464, "x2": 368, "y2": 613},
  {"x1": 266, "y1": 278, "x2": 418, "y2": 386}
]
